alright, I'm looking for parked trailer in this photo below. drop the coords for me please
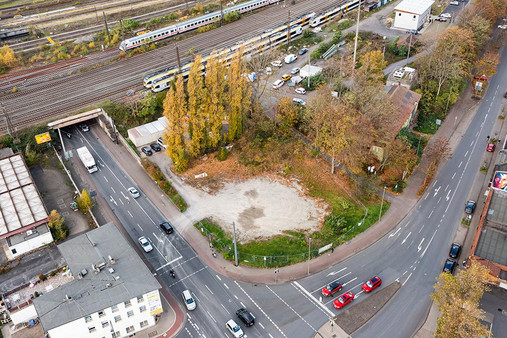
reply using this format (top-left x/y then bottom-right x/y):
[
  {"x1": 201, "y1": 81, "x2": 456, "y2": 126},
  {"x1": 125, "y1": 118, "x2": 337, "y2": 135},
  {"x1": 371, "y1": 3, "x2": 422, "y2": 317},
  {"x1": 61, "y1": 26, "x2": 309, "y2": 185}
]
[{"x1": 76, "y1": 146, "x2": 98, "y2": 173}]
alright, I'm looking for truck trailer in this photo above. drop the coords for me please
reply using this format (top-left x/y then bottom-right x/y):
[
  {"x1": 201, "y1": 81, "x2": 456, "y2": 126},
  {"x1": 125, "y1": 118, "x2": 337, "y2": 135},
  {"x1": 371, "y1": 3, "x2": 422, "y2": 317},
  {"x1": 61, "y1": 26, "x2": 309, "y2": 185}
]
[{"x1": 76, "y1": 146, "x2": 98, "y2": 173}]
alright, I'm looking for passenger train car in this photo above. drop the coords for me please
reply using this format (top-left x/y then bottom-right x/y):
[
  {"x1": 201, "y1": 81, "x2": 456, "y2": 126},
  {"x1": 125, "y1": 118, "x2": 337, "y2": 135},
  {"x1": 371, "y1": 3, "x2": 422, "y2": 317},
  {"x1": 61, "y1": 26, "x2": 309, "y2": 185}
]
[
  {"x1": 310, "y1": 0, "x2": 362, "y2": 27},
  {"x1": 120, "y1": 0, "x2": 280, "y2": 51}
]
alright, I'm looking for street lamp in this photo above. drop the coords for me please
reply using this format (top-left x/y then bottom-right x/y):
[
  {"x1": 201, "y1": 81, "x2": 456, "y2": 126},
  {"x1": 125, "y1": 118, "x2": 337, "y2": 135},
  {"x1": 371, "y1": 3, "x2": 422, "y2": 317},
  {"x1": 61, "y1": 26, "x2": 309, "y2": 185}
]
[
  {"x1": 378, "y1": 186, "x2": 387, "y2": 222},
  {"x1": 307, "y1": 237, "x2": 312, "y2": 275}
]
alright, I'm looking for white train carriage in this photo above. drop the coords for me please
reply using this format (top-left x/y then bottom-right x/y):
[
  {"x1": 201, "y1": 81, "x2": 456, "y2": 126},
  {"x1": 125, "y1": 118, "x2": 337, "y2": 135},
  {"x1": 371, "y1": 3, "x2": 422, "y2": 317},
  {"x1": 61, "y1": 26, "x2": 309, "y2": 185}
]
[{"x1": 310, "y1": 0, "x2": 362, "y2": 27}]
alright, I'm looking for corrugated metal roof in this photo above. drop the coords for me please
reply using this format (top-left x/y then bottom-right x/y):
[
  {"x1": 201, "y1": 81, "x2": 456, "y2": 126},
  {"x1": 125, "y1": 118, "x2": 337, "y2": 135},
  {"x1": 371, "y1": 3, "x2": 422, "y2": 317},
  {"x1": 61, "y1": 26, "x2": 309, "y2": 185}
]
[
  {"x1": 127, "y1": 117, "x2": 169, "y2": 147},
  {"x1": 394, "y1": 0, "x2": 434, "y2": 15},
  {"x1": 0, "y1": 154, "x2": 48, "y2": 237}
]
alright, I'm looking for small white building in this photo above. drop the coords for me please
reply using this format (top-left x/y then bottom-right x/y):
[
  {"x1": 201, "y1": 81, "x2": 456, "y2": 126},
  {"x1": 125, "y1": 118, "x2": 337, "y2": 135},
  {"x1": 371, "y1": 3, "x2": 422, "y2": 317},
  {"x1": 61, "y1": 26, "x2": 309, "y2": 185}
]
[
  {"x1": 299, "y1": 65, "x2": 322, "y2": 78},
  {"x1": 127, "y1": 116, "x2": 169, "y2": 147},
  {"x1": 393, "y1": 0, "x2": 434, "y2": 31},
  {"x1": 33, "y1": 223, "x2": 163, "y2": 338}
]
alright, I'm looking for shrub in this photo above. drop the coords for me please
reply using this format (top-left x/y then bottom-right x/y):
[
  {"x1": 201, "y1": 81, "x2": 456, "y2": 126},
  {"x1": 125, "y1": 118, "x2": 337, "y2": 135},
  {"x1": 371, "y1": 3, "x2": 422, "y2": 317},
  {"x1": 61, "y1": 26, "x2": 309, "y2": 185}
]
[
  {"x1": 38, "y1": 274, "x2": 45, "y2": 281},
  {"x1": 217, "y1": 148, "x2": 228, "y2": 161}
]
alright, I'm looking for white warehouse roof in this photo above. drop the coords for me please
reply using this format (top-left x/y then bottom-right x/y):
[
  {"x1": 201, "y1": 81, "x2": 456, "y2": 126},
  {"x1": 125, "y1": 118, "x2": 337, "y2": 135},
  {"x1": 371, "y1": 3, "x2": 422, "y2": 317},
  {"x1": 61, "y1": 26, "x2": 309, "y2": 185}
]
[
  {"x1": 128, "y1": 116, "x2": 169, "y2": 147},
  {"x1": 0, "y1": 154, "x2": 48, "y2": 239},
  {"x1": 395, "y1": 0, "x2": 434, "y2": 15}
]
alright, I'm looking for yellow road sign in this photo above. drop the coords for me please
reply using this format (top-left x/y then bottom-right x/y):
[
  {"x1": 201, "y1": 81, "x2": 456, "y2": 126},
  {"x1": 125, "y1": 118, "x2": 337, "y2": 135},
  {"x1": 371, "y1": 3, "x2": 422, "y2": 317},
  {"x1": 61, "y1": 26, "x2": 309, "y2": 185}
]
[{"x1": 35, "y1": 132, "x2": 51, "y2": 144}]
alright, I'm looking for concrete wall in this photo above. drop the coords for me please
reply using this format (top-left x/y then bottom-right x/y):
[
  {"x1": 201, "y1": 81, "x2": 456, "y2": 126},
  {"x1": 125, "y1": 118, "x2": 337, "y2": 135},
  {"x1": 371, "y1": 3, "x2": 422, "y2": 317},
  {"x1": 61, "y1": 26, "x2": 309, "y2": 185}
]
[
  {"x1": 7, "y1": 229, "x2": 53, "y2": 260},
  {"x1": 9, "y1": 304, "x2": 38, "y2": 325}
]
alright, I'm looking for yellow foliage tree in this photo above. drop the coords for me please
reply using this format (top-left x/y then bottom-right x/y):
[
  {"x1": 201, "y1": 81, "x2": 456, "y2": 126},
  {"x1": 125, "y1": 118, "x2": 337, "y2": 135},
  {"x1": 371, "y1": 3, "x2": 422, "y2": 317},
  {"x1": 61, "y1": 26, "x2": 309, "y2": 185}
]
[
  {"x1": 187, "y1": 55, "x2": 208, "y2": 156},
  {"x1": 357, "y1": 50, "x2": 387, "y2": 85},
  {"x1": 77, "y1": 189, "x2": 93, "y2": 212},
  {"x1": 226, "y1": 48, "x2": 251, "y2": 141},
  {"x1": 0, "y1": 45, "x2": 17, "y2": 68},
  {"x1": 204, "y1": 51, "x2": 227, "y2": 148}
]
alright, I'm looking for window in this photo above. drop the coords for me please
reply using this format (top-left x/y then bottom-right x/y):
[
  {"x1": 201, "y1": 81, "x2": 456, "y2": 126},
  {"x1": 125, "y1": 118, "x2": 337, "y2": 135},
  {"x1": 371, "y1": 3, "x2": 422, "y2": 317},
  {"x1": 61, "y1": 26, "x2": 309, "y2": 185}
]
[
  {"x1": 398, "y1": 13, "x2": 401, "y2": 16},
  {"x1": 124, "y1": 300, "x2": 131, "y2": 308},
  {"x1": 137, "y1": 296, "x2": 144, "y2": 303},
  {"x1": 139, "y1": 305, "x2": 147, "y2": 313},
  {"x1": 140, "y1": 320, "x2": 149, "y2": 328},
  {"x1": 11, "y1": 248, "x2": 17, "y2": 254},
  {"x1": 114, "y1": 315, "x2": 122, "y2": 323},
  {"x1": 98, "y1": 310, "x2": 105, "y2": 318},
  {"x1": 111, "y1": 305, "x2": 119, "y2": 313},
  {"x1": 101, "y1": 321, "x2": 109, "y2": 328},
  {"x1": 85, "y1": 315, "x2": 92, "y2": 323},
  {"x1": 126, "y1": 326, "x2": 135, "y2": 334},
  {"x1": 127, "y1": 310, "x2": 134, "y2": 318},
  {"x1": 112, "y1": 331, "x2": 120, "y2": 338},
  {"x1": 88, "y1": 326, "x2": 96, "y2": 333}
]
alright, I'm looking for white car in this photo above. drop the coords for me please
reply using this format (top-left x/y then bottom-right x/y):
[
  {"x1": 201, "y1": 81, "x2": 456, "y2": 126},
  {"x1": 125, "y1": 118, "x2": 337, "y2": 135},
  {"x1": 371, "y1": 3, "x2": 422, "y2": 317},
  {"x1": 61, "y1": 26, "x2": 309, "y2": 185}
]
[
  {"x1": 182, "y1": 290, "x2": 196, "y2": 311},
  {"x1": 270, "y1": 60, "x2": 283, "y2": 67},
  {"x1": 138, "y1": 236, "x2": 153, "y2": 252},
  {"x1": 295, "y1": 87, "x2": 306, "y2": 95},
  {"x1": 291, "y1": 67, "x2": 300, "y2": 74},
  {"x1": 440, "y1": 13, "x2": 451, "y2": 18},
  {"x1": 79, "y1": 124, "x2": 89, "y2": 132},
  {"x1": 499, "y1": 25, "x2": 507, "y2": 30},
  {"x1": 450, "y1": 0, "x2": 459, "y2": 5},
  {"x1": 226, "y1": 319, "x2": 244, "y2": 338},
  {"x1": 272, "y1": 79, "x2": 284, "y2": 89},
  {"x1": 293, "y1": 98, "x2": 306, "y2": 106},
  {"x1": 128, "y1": 187, "x2": 140, "y2": 198}
]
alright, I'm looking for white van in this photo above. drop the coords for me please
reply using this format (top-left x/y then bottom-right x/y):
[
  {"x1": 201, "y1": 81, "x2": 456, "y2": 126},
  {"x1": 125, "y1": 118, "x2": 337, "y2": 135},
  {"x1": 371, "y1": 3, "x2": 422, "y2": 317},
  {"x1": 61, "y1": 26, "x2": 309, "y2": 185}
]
[
  {"x1": 182, "y1": 290, "x2": 196, "y2": 311},
  {"x1": 266, "y1": 67, "x2": 272, "y2": 75}
]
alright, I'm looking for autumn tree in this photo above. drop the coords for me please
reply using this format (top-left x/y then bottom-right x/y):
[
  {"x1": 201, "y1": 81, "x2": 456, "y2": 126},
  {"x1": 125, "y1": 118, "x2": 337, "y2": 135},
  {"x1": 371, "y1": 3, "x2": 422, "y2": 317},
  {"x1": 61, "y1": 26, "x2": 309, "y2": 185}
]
[
  {"x1": 474, "y1": 50, "x2": 500, "y2": 78},
  {"x1": 457, "y1": 12, "x2": 491, "y2": 53},
  {"x1": 378, "y1": 138, "x2": 418, "y2": 185},
  {"x1": 77, "y1": 189, "x2": 93, "y2": 212},
  {"x1": 204, "y1": 52, "x2": 227, "y2": 148},
  {"x1": 356, "y1": 50, "x2": 387, "y2": 85},
  {"x1": 0, "y1": 45, "x2": 17, "y2": 73},
  {"x1": 431, "y1": 261, "x2": 492, "y2": 338},
  {"x1": 48, "y1": 210, "x2": 68, "y2": 241},
  {"x1": 163, "y1": 75, "x2": 188, "y2": 172},
  {"x1": 226, "y1": 48, "x2": 251, "y2": 141},
  {"x1": 276, "y1": 97, "x2": 300, "y2": 133},
  {"x1": 186, "y1": 55, "x2": 208, "y2": 156}
]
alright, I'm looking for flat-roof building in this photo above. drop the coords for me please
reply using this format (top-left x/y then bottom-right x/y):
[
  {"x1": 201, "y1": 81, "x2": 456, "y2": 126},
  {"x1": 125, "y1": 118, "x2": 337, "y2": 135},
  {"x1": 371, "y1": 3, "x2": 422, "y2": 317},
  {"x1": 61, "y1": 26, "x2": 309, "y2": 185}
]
[{"x1": 393, "y1": 0, "x2": 434, "y2": 31}]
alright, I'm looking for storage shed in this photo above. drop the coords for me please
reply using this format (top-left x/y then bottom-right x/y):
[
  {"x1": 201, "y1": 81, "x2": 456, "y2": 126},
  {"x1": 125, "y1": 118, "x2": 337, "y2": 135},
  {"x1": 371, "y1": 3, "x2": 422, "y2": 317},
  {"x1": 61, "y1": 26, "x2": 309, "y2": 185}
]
[
  {"x1": 127, "y1": 116, "x2": 169, "y2": 147},
  {"x1": 393, "y1": 0, "x2": 434, "y2": 31},
  {"x1": 299, "y1": 65, "x2": 322, "y2": 78}
]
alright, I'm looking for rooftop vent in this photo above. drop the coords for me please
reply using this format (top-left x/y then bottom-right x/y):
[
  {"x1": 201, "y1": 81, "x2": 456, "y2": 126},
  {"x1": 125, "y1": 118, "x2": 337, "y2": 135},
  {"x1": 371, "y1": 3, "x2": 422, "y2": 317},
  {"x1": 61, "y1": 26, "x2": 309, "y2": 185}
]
[
  {"x1": 108, "y1": 268, "x2": 114, "y2": 274},
  {"x1": 65, "y1": 295, "x2": 72, "y2": 301},
  {"x1": 105, "y1": 283, "x2": 112, "y2": 288},
  {"x1": 108, "y1": 255, "x2": 116, "y2": 264},
  {"x1": 81, "y1": 269, "x2": 88, "y2": 277}
]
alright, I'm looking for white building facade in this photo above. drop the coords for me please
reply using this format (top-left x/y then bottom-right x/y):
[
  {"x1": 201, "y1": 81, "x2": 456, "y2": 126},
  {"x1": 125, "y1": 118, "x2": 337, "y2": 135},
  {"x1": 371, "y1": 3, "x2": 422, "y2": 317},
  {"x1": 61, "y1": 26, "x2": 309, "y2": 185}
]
[{"x1": 393, "y1": 0, "x2": 434, "y2": 31}]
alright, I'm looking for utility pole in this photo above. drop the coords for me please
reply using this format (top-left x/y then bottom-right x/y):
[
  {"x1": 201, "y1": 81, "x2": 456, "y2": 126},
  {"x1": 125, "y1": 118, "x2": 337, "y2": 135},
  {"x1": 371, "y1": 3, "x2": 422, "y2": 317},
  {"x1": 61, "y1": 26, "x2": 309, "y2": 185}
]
[
  {"x1": 103, "y1": 12, "x2": 110, "y2": 43},
  {"x1": 119, "y1": 19, "x2": 124, "y2": 44},
  {"x1": 286, "y1": 10, "x2": 291, "y2": 44},
  {"x1": 406, "y1": 32, "x2": 413, "y2": 63},
  {"x1": 352, "y1": 1, "x2": 361, "y2": 71},
  {"x1": 232, "y1": 222, "x2": 239, "y2": 266},
  {"x1": 220, "y1": 0, "x2": 224, "y2": 26},
  {"x1": 95, "y1": 7, "x2": 99, "y2": 24},
  {"x1": 176, "y1": 46, "x2": 182, "y2": 73}
]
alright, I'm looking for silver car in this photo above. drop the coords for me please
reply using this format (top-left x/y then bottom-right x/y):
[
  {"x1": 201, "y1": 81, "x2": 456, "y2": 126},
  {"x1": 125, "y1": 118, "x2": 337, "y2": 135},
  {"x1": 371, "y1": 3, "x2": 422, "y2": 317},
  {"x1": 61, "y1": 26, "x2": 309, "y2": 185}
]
[
  {"x1": 138, "y1": 236, "x2": 153, "y2": 252},
  {"x1": 128, "y1": 187, "x2": 140, "y2": 198}
]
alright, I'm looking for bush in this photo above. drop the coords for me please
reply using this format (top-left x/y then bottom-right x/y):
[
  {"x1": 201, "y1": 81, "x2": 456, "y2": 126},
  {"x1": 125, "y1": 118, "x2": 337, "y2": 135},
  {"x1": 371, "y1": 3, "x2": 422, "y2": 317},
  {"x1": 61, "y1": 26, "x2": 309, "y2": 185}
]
[
  {"x1": 142, "y1": 159, "x2": 187, "y2": 211},
  {"x1": 217, "y1": 148, "x2": 228, "y2": 161}
]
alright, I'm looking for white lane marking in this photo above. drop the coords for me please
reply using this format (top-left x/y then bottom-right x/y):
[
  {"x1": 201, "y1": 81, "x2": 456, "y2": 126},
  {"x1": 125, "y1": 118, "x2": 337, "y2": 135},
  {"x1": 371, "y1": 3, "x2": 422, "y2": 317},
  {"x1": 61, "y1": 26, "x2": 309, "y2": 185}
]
[
  {"x1": 104, "y1": 176, "x2": 108, "y2": 183},
  {"x1": 433, "y1": 186, "x2": 440, "y2": 196},
  {"x1": 267, "y1": 285, "x2": 317, "y2": 331},
  {"x1": 420, "y1": 229, "x2": 438, "y2": 258},
  {"x1": 293, "y1": 281, "x2": 334, "y2": 317},
  {"x1": 111, "y1": 186, "x2": 116, "y2": 193},
  {"x1": 428, "y1": 210, "x2": 434, "y2": 218},
  {"x1": 240, "y1": 302, "x2": 245, "y2": 308},
  {"x1": 109, "y1": 195, "x2": 117, "y2": 206},
  {"x1": 127, "y1": 210, "x2": 133, "y2": 218},
  {"x1": 444, "y1": 184, "x2": 449, "y2": 191},
  {"x1": 464, "y1": 150, "x2": 468, "y2": 157},
  {"x1": 156, "y1": 256, "x2": 184, "y2": 271},
  {"x1": 234, "y1": 281, "x2": 287, "y2": 337},
  {"x1": 327, "y1": 267, "x2": 347, "y2": 277},
  {"x1": 389, "y1": 228, "x2": 401, "y2": 238},
  {"x1": 402, "y1": 232, "x2": 411, "y2": 244},
  {"x1": 216, "y1": 275, "x2": 222, "y2": 281},
  {"x1": 220, "y1": 303, "x2": 227, "y2": 312},
  {"x1": 343, "y1": 277, "x2": 358, "y2": 286},
  {"x1": 432, "y1": 180, "x2": 438, "y2": 187},
  {"x1": 418, "y1": 238, "x2": 425, "y2": 252},
  {"x1": 153, "y1": 232, "x2": 163, "y2": 243},
  {"x1": 424, "y1": 192, "x2": 429, "y2": 200},
  {"x1": 259, "y1": 322, "x2": 265, "y2": 329},
  {"x1": 206, "y1": 310, "x2": 217, "y2": 323},
  {"x1": 119, "y1": 199, "x2": 124, "y2": 205},
  {"x1": 418, "y1": 225, "x2": 425, "y2": 233},
  {"x1": 452, "y1": 172, "x2": 456, "y2": 179},
  {"x1": 458, "y1": 161, "x2": 463, "y2": 168},
  {"x1": 437, "y1": 197, "x2": 441, "y2": 204},
  {"x1": 224, "y1": 283, "x2": 229, "y2": 290},
  {"x1": 137, "y1": 223, "x2": 143, "y2": 231},
  {"x1": 446, "y1": 190, "x2": 452, "y2": 201},
  {"x1": 403, "y1": 272, "x2": 413, "y2": 286},
  {"x1": 205, "y1": 285, "x2": 214, "y2": 295},
  {"x1": 470, "y1": 140, "x2": 474, "y2": 146},
  {"x1": 121, "y1": 191, "x2": 128, "y2": 199}
]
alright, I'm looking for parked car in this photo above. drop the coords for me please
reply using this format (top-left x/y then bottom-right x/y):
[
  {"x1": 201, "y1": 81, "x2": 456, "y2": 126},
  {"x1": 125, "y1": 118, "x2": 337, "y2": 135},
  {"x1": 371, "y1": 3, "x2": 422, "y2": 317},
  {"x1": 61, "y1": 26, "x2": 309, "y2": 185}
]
[
  {"x1": 499, "y1": 25, "x2": 507, "y2": 30},
  {"x1": 441, "y1": 13, "x2": 452, "y2": 18},
  {"x1": 464, "y1": 200, "x2": 476, "y2": 214},
  {"x1": 299, "y1": 47, "x2": 308, "y2": 55},
  {"x1": 226, "y1": 319, "x2": 244, "y2": 337},
  {"x1": 487, "y1": 142, "x2": 496, "y2": 152},
  {"x1": 150, "y1": 143, "x2": 162, "y2": 152},
  {"x1": 236, "y1": 308, "x2": 255, "y2": 327},
  {"x1": 160, "y1": 221, "x2": 174, "y2": 234},
  {"x1": 333, "y1": 291, "x2": 354, "y2": 309},
  {"x1": 295, "y1": 87, "x2": 306, "y2": 95},
  {"x1": 272, "y1": 79, "x2": 284, "y2": 89},
  {"x1": 293, "y1": 98, "x2": 306, "y2": 106},
  {"x1": 449, "y1": 243, "x2": 461, "y2": 259},
  {"x1": 182, "y1": 290, "x2": 196, "y2": 311},
  {"x1": 79, "y1": 124, "x2": 89, "y2": 132},
  {"x1": 266, "y1": 67, "x2": 272, "y2": 75},
  {"x1": 362, "y1": 276, "x2": 382, "y2": 293},
  {"x1": 322, "y1": 281, "x2": 343, "y2": 297},
  {"x1": 450, "y1": 0, "x2": 459, "y2": 5},
  {"x1": 443, "y1": 258, "x2": 457, "y2": 273},
  {"x1": 138, "y1": 236, "x2": 153, "y2": 252},
  {"x1": 291, "y1": 67, "x2": 300, "y2": 75},
  {"x1": 435, "y1": 16, "x2": 448, "y2": 22},
  {"x1": 128, "y1": 187, "x2": 140, "y2": 198},
  {"x1": 271, "y1": 60, "x2": 283, "y2": 67},
  {"x1": 142, "y1": 146, "x2": 153, "y2": 156},
  {"x1": 281, "y1": 74, "x2": 292, "y2": 82},
  {"x1": 157, "y1": 136, "x2": 167, "y2": 149}
]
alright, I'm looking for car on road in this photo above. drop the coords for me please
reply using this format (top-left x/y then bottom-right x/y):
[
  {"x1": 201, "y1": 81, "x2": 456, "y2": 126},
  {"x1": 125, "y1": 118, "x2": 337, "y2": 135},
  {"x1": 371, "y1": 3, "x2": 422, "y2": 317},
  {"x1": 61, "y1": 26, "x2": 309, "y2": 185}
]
[
  {"x1": 138, "y1": 236, "x2": 153, "y2": 252},
  {"x1": 464, "y1": 200, "x2": 476, "y2": 214},
  {"x1": 291, "y1": 67, "x2": 300, "y2": 74},
  {"x1": 226, "y1": 319, "x2": 244, "y2": 337},
  {"x1": 79, "y1": 124, "x2": 89, "y2": 132},
  {"x1": 299, "y1": 47, "x2": 308, "y2": 55},
  {"x1": 333, "y1": 291, "x2": 354, "y2": 309},
  {"x1": 128, "y1": 187, "x2": 140, "y2": 198},
  {"x1": 322, "y1": 281, "x2": 343, "y2": 297},
  {"x1": 435, "y1": 16, "x2": 448, "y2": 22},
  {"x1": 293, "y1": 98, "x2": 306, "y2": 106},
  {"x1": 272, "y1": 79, "x2": 284, "y2": 89},
  {"x1": 449, "y1": 243, "x2": 462, "y2": 259},
  {"x1": 487, "y1": 142, "x2": 496, "y2": 152},
  {"x1": 271, "y1": 60, "x2": 283, "y2": 67},
  {"x1": 236, "y1": 308, "x2": 255, "y2": 327},
  {"x1": 182, "y1": 290, "x2": 196, "y2": 311},
  {"x1": 281, "y1": 74, "x2": 292, "y2": 82},
  {"x1": 157, "y1": 136, "x2": 167, "y2": 149},
  {"x1": 505, "y1": 91, "x2": 507, "y2": 98},
  {"x1": 443, "y1": 258, "x2": 457, "y2": 273},
  {"x1": 441, "y1": 13, "x2": 452, "y2": 18},
  {"x1": 160, "y1": 221, "x2": 174, "y2": 234},
  {"x1": 150, "y1": 143, "x2": 162, "y2": 152},
  {"x1": 362, "y1": 276, "x2": 382, "y2": 293},
  {"x1": 450, "y1": 0, "x2": 459, "y2": 5},
  {"x1": 295, "y1": 87, "x2": 306, "y2": 95},
  {"x1": 142, "y1": 146, "x2": 153, "y2": 156}
]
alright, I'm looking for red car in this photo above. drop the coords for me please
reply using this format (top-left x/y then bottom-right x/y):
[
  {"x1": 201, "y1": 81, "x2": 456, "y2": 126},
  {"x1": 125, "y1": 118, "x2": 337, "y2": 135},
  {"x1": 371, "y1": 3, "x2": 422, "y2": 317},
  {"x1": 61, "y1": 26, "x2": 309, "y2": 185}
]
[
  {"x1": 333, "y1": 291, "x2": 354, "y2": 309},
  {"x1": 322, "y1": 281, "x2": 343, "y2": 297},
  {"x1": 361, "y1": 276, "x2": 382, "y2": 293},
  {"x1": 487, "y1": 142, "x2": 496, "y2": 152}
]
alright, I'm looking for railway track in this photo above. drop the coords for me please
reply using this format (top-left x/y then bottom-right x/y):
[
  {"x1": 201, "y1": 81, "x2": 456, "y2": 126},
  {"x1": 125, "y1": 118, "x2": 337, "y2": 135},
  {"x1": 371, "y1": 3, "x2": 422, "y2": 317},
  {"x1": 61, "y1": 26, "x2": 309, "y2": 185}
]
[{"x1": 0, "y1": 0, "x2": 341, "y2": 134}]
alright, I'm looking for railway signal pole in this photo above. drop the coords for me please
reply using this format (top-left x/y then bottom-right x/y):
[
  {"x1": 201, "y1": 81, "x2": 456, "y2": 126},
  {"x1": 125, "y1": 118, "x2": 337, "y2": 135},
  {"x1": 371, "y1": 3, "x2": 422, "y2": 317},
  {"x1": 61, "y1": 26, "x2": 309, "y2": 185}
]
[
  {"x1": 103, "y1": 12, "x2": 111, "y2": 43},
  {"x1": 286, "y1": 10, "x2": 291, "y2": 44}
]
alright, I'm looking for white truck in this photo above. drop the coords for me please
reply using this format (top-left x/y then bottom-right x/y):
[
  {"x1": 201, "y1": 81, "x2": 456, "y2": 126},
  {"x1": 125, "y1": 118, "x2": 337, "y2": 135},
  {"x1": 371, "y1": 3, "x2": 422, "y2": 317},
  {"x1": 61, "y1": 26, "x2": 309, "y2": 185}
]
[
  {"x1": 284, "y1": 54, "x2": 297, "y2": 64},
  {"x1": 76, "y1": 146, "x2": 98, "y2": 173}
]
